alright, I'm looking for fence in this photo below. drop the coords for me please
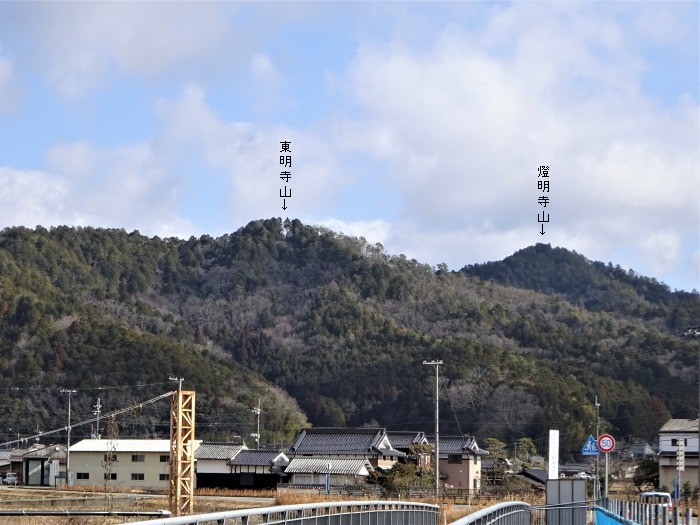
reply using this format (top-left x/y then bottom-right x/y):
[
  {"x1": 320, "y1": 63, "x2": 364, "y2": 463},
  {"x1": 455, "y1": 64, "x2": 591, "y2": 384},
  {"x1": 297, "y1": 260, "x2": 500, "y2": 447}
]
[
  {"x1": 123, "y1": 500, "x2": 440, "y2": 525},
  {"x1": 599, "y1": 497, "x2": 696, "y2": 525},
  {"x1": 449, "y1": 501, "x2": 535, "y2": 525}
]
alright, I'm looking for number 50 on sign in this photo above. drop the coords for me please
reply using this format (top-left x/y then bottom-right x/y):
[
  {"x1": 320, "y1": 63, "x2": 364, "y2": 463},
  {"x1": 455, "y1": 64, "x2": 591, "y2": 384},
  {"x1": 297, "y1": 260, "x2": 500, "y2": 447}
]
[{"x1": 598, "y1": 434, "x2": 616, "y2": 453}]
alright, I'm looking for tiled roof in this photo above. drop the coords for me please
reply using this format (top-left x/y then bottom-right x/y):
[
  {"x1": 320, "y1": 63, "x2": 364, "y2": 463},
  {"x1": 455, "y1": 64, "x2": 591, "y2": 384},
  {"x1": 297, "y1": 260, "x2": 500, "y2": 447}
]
[
  {"x1": 426, "y1": 435, "x2": 487, "y2": 456},
  {"x1": 195, "y1": 443, "x2": 247, "y2": 460},
  {"x1": 520, "y1": 468, "x2": 547, "y2": 485},
  {"x1": 23, "y1": 445, "x2": 66, "y2": 460},
  {"x1": 386, "y1": 431, "x2": 427, "y2": 449},
  {"x1": 289, "y1": 427, "x2": 393, "y2": 456},
  {"x1": 377, "y1": 448, "x2": 406, "y2": 458},
  {"x1": 229, "y1": 449, "x2": 288, "y2": 466},
  {"x1": 659, "y1": 419, "x2": 698, "y2": 433},
  {"x1": 285, "y1": 457, "x2": 371, "y2": 475},
  {"x1": 0, "y1": 450, "x2": 12, "y2": 461}
]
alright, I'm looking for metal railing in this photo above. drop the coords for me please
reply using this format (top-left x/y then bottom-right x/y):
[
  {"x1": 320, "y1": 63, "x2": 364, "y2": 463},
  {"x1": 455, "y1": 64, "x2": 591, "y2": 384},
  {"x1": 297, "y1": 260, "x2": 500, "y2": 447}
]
[
  {"x1": 449, "y1": 501, "x2": 533, "y2": 525},
  {"x1": 122, "y1": 500, "x2": 440, "y2": 525},
  {"x1": 599, "y1": 497, "x2": 696, "y2": 525}
]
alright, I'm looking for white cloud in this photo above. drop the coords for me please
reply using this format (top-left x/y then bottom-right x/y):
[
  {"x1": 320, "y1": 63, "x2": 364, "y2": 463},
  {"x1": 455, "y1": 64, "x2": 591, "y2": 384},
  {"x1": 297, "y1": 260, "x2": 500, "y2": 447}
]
[
  {"x1": 314, "y1": 218, "x2": 391, "y2": 247},
  {"x1": 341, "y1": 3, "x2": 699, "y2": 286},
  {"x1": 155, "y1": 84, "x2": 349, "y2": 230},
  {"x1": 0, "y1": 52, "x2": 18, "y2": 111},
  {"x1": 24, "y1": 3, "x2": 230, "y2": 97},
  {"x1": 44, "y1": 141, "x2": 196, "y2": 238},
  {"x1": 0, "y1": 168, "x2": 68, "y2": 227},
  {"x1": 250, "y1": 52, "x2": 278, "y2": 85}
]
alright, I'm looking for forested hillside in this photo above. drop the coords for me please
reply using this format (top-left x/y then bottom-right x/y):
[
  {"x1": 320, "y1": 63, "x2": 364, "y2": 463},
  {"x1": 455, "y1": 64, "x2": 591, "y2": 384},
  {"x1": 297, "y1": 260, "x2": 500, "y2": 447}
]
[{"x1": 0, "y1": 219, "x2": 696, "y2": 456}]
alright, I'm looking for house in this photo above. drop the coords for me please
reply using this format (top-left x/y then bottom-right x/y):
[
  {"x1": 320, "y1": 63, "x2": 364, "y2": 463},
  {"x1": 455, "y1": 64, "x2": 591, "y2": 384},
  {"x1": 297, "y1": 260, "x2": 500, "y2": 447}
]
[
  {"x1": 69, "y1": 439, "x2": 201, "y2": 491},
  {"x1": 657, "y1": 419, "x2": 698, "y2": 491},
  {"x1": 194, "y1": 442, "x2": 247, "y2": 489},
  {"x1": 427, "y1": 435, "x2": 486, "y2": 493},
  {"x1": 629, "y1": 442, "x2": 655, "y2": 459},
  {"x1": 2, "y1": 445, "x2": 66, "y2": 486},
  {"x1": 386, "y1": 431, "x2": 428, "y2": 454},
  {"x1": 287, "y1": 427, "x2": 405, "y2": 470},
  {"x1": 228, "y1": 449, "x2": 290, "y2": 489},
  {"x1": 22, "y1": 444, "x2": 66, "y2": 486},
  {"x1": 517, "y1": 468, "x2": 547, "y2": 490},
  {"x1": 0, "y1": 449, "x2": 13, "y2": 477},
  {"x1": 386, "y1": 431, "x2": 430, "y2": 468},
  {"x1": 284, "y1": 456, "x2": 372, "y2": 487},
  {"x1": 9, "y1": 446, "x2": 32, "y2": 482},
  {"x1": 559, "y1": 462, "x2": 592, "y2": 478}
]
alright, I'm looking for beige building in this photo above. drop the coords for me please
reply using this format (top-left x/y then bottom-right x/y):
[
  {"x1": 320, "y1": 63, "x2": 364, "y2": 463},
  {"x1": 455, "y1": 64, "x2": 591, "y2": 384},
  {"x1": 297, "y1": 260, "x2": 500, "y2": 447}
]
[
  {"x1": 427, "y1": 435, "x2": 486, "y2": 494},
  {"x1": 69, "y1": 439, "x2": 200, "y2": 491}
]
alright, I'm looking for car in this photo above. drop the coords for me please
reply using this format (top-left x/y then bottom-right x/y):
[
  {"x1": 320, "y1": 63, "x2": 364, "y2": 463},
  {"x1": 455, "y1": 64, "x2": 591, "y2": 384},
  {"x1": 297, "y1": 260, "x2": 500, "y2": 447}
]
[
  {"x1": 640, "y1": 491, "x2": 672, "y2": 512},
  {"x1": 2, "y1": 473, "x2": 18, "y2": 485}
]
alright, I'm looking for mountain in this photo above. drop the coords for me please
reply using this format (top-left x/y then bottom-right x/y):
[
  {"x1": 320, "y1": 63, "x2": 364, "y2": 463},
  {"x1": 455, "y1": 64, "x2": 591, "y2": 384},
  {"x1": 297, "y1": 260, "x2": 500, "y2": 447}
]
[
  {"x1": 0, "y1": 220, "x2": 696, "y2": 458},
  {"x1": 460, "y1": 244, "x2": 698, "y2": 333}
]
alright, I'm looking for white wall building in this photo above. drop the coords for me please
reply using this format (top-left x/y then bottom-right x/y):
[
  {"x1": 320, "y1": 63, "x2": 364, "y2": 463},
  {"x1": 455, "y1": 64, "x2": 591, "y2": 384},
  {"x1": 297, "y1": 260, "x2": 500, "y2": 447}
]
[
  {"x1": 69, "y1": 439, "x2": 201, "y2": 491},
  {"x1": 658, "y1": 419, "x2": 698, "y2": 492}
]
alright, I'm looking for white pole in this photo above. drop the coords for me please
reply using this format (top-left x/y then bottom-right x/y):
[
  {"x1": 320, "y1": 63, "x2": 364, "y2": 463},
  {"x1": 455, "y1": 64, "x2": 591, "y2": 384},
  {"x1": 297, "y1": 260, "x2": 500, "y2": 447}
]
[{"x1": 604, "y1": 452, "x2": 609, "y2": 499}]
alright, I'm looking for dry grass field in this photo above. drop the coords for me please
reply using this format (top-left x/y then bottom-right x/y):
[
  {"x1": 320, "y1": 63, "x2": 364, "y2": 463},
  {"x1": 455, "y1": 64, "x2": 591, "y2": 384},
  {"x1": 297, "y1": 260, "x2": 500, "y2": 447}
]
[{"x1": 0, "y1": 486, "x2": 546, "y2": 525}]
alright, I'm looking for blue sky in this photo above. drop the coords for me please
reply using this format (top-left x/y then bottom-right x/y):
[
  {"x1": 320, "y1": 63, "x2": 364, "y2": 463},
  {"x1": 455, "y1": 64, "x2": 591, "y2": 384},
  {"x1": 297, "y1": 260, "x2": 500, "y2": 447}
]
[{"x1": 0, "y1": 2, "x2": 698, "y2": 292}]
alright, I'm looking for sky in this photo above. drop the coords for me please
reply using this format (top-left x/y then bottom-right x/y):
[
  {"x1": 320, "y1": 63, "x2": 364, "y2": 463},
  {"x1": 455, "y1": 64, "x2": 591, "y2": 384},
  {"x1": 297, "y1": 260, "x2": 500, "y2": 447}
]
[{"x1": 0, "y1": 2, "x2": 698, "y2": 292}]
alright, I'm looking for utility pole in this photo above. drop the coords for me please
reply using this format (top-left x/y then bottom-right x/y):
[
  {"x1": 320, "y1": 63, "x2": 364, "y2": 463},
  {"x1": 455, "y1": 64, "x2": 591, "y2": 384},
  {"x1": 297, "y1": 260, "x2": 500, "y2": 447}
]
[
  {"x1": 169, "y1": 376, "x2": 183, "y2": 392},
  {"x1": 251, "y1": 399, "x2": 261, "y2": 449},
  {"x1": 594, "y1": 396, "x2": 600, "y2": 502},
  {"x1": 423, "y1": 360, "x2": 443, "y2": 499},
  {"x1": 60, "y1": 388, "x2": 77, "y2": 487},
  {"x1": 93, "y1": 398, "x2": 102, "y2": 439},
  {"x1": 680, "y1": 327, "x2": 699, "y2": 502}
]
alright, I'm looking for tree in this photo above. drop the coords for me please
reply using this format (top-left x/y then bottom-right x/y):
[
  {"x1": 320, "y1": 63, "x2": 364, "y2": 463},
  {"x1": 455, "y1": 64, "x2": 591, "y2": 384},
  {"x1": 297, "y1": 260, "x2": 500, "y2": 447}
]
[{"x1": 632, "y1": 459, "x2": 659, "y2": 491}]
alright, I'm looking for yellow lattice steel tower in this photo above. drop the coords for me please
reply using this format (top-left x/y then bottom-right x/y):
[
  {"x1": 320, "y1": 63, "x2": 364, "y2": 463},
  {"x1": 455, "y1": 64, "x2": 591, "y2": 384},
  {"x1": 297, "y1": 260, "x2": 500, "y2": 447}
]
[{"x1": 169, "y1": 390, "x2": 195, "y2": 516}]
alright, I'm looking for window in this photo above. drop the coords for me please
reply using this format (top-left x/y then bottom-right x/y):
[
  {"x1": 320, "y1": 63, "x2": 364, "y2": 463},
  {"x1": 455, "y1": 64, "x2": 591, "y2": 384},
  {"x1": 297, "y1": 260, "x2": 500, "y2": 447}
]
[
  {"x1": 131, "y1": 454, "x2": 145, "y2": 462},
  {"x1": 159, "y1": 473, "x2": 170, "y2": 481},
  {"x1": 104, "y1": 473, "x2": 117, "y2": 480},
  {"x1": 160, "y1": 455, "x2": 170, "y2": 463},
  {"x1": 473, "y1": 455, "x2": 478, "y2": 465},
  {"x1": 76, "y1": 473, "x2": 89, "y2": 480},
  {"x1": 131, "y1": 473, "x2": 145, "y2": 481},
  {"x1": 448, "y1": 455, "x2": 463, "y2": 464},
  {"x1": 103, "y1": 454, "x2": 117, "y2": 462},
  {"x1": 671, "y1": 439, "x2": 687, "y2": 447}
]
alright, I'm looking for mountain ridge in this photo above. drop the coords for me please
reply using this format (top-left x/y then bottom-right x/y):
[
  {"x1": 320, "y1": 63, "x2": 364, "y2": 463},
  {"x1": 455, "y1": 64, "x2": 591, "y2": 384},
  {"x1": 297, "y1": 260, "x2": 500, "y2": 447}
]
[{"x1": 0, "y1": 219, "x2": 696, "y2": 456}]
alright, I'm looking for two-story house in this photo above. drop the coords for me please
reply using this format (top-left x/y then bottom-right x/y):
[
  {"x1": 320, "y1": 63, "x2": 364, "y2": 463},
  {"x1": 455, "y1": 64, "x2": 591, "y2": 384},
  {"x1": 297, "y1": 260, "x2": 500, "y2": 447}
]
[
  {"x1": 426, "y1": 434, "x2": 486, "y2": 493},
  {"x1": 658, "y1": 418, "x2": 698, "y2": 491}
]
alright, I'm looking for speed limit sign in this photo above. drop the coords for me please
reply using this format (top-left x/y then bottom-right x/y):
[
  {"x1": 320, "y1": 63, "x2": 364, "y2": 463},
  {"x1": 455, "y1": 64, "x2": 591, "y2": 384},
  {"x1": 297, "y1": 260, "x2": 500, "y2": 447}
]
[{"x1": 598, "y1": 434, "x2": 616, "y2": 453}]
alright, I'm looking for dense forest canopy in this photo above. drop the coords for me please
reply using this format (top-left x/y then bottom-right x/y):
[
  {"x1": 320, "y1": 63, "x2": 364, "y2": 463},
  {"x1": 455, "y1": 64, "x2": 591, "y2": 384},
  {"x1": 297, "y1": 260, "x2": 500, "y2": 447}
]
[{"x1": 0, "y1": 219, "x2": 696, "y2": 456}]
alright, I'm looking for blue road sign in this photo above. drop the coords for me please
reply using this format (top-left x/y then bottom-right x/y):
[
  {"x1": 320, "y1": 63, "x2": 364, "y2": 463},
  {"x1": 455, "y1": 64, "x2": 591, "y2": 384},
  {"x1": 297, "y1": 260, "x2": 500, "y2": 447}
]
[{"x1": 582, "y1": 435, "x2": 600, "y2": 455}]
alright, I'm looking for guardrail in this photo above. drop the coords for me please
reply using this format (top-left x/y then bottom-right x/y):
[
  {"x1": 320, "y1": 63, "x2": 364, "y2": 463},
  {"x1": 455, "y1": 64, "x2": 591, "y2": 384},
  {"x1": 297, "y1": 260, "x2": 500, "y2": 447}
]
[
  {"x1": 122, "y1": 500, "x2": 440, "y2": 525},
  {"x1": 449, "y1": 501, "x2": 533, "y2": 525}
]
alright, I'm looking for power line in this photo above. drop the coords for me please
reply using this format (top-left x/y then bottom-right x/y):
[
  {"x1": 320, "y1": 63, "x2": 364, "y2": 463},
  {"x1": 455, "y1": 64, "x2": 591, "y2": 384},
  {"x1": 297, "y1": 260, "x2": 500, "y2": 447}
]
[{"x1": 0, "y1": 391, "x2": 176, "y2": 448}]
